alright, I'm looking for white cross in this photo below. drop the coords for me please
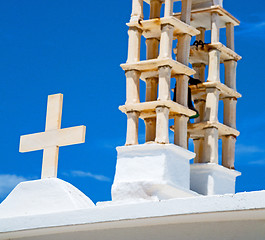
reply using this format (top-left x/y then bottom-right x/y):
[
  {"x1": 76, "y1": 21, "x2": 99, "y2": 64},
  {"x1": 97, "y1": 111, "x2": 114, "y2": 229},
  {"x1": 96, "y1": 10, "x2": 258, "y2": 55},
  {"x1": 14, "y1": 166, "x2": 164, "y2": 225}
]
[{"x1": 19, "y1": 93, "x2": 86, "y2": 179}]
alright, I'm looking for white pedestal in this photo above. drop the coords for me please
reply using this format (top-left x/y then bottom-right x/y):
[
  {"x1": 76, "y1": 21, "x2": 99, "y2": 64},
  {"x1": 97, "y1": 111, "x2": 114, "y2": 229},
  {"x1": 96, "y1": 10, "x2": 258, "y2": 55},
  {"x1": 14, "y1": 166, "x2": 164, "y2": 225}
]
[
  {"x1": 111, "y1": 144, "x2": 198, "y2": 202},
  {"x1": 190, "y1": 163, "x2": 241, "y2": 195}
]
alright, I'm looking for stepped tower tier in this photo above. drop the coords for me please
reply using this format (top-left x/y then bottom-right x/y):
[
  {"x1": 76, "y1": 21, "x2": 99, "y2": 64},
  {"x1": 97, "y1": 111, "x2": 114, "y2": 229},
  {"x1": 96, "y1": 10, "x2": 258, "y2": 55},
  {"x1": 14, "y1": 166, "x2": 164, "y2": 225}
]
[
  {"x1": 171, "y1": 0, "x2": 241, "y2": 195},
  {"x1": 112, "y1": 0, "x2": 203, "y2": 201}
]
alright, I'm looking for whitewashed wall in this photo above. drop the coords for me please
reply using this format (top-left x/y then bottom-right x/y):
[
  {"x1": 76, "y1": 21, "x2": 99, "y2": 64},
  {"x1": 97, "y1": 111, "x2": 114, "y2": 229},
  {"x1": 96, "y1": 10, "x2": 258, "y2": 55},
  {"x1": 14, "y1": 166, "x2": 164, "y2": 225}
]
[{"x1": 16, "y1": 220, "x2": 265, "y2": 240}]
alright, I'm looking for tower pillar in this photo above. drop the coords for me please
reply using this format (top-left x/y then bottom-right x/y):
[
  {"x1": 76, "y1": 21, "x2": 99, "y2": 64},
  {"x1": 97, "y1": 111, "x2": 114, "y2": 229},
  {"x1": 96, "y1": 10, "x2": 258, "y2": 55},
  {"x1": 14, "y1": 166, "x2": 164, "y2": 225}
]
[
  {"x1": 193, "y1": 138, "x2": 204, "y2": 163},
  {"x1": 203, "y1": 127, "x2": 219, "y2": 164},
  {"x1": 150, "y1": 0, "x2": 161, "y2": 19},
  {"x1": 164, "y1": 0, "x2": 173, "y2": 17},
  {"x1": 159, "y1": 24, "x2": 174, "y2": 59},
  {"x1": 204, "y1": 88, "x2": 220, "y2": 122},
  {"x1": 125, "y1": 70, "x2": 140, "y2": 104},
  {"x1": 145, "y1": 77, "x2": 158, "y2": 142},
  {"x1": 224, "y1": 60, "x2": 237, "y2": 90},
  {"x1": 174, "y1": 115, "x2": 188, "y2": 148},
  {"x1": 127, "y1": 27, "x2": 142, "y2": 63},
  {"x1": 155, "y1": 106, "x2": 170, "y2": 144},
  {"x1": 222, "y1": 135, "x2": 236, "y2": 169},
  {"x1": 125, "y1": 111, "x2": 140, "y2": 146},
  {"x1": 203, "y1": 88, "x2": 220, "y2": 163},
  {"x1": 131, "y1": 0, "x2": 143, "y2": 22},
  {"x1": 208, "y1": 13, "x2": 220, "y2": 82}
]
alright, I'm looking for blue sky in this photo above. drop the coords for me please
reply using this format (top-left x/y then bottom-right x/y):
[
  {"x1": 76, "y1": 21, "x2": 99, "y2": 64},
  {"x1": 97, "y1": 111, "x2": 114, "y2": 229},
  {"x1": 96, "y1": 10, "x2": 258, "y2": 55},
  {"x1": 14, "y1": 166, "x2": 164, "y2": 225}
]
[{"x1": 0, "y1": 0, "x2": 264, "y2": 203}]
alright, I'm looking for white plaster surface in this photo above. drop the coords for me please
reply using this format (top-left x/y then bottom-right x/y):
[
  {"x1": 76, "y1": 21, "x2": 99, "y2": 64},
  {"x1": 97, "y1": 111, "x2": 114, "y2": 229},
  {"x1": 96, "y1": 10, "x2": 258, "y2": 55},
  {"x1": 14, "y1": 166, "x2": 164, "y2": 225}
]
[
  {"x1": 112, "y1": 144, "x2": 197, "y2": 201},
  {"x1": 0, "y1": 190, "x2": 265, "y2": 239},
  {"x1": 0, "y1": 178, "x2": 95, "y2": 218},
  {"x1": 190, "y1": 163, "x2": 241, "y2": 195}
]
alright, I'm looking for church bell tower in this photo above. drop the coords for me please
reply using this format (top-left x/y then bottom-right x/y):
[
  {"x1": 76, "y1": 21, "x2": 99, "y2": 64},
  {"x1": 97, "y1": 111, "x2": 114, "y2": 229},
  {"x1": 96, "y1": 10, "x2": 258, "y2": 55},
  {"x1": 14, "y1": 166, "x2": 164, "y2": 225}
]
[{"x1": 112, "y1": 0, "x2": 241, "y2": 201}]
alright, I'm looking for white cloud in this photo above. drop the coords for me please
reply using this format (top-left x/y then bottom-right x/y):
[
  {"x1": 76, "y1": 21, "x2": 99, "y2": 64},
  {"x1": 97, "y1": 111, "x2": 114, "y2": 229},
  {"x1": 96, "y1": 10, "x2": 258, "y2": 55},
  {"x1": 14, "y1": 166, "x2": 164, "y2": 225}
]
[
  {"x1": 236, "y1": 20, "x2": 265, "y2": 36},
  {"x1": 236, "y1": 144, "x2": 265, "y2": 154},
  {"x1": 0, "y1": 174, "x2": 27, "y2": 197},
  {"x1": 70, "y1": 170, "x2": 111, "y2": 182},
  {"x1": 247, "y1": 159, "x2": 265, "y2": 166}
]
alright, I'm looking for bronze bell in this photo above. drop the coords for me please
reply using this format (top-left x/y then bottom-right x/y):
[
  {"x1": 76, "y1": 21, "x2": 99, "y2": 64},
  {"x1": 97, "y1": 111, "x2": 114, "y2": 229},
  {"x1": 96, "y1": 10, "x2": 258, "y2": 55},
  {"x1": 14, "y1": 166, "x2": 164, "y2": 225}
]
[{"x1": 173, "y1": 76, "x2": 201, "y2": 119}]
